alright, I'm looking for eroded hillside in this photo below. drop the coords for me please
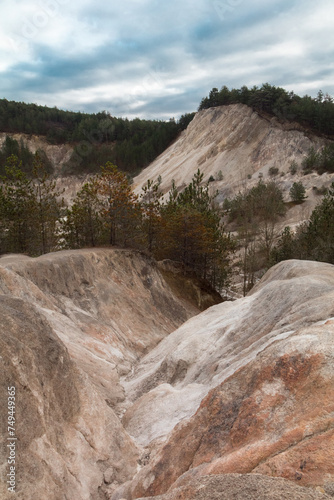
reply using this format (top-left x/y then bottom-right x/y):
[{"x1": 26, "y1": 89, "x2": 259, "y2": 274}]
[
  {"x1": 0, "y1": 132, "x2": 73, "y2": 174},
  {"x1": 133, "y1": 104, "x2": 334, "y2": 227},
  {"x1": 133, "y1": 104, "x2": 325, "y2": 191},
  {"x1": 1, "y1": 250, "x2": 334, "y2": 499},
  {"x1": 112, "y1": 259, "x2": 334, "y2": 500},
  {"x1": 0, "y1": 248, "x2": 204, "y2": 500},
  {"x1": 2, "y1": 105, "x2": 334, "y2": 227}
]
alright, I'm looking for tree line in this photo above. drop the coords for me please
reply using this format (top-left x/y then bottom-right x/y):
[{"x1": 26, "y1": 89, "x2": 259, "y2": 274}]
[
  {"x1": 2, "y1": 152, "x2": 334, "y2": 294},
  {"x1": 199, "y1": 83, "x2": 334, "y2": 137},
  {"x1": 0, "y1": 155, "x2": 233, "y2": 291},
  {"x1": 0, "y1": 98, "x2": 195, "y2": 176},
  {"x1": 0, "y1": 155, "x2": 63, "y2": 256}
]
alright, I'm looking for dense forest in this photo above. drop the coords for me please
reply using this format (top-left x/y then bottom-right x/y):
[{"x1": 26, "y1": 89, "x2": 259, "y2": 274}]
[
  {"x1": 199, "y1": 83, "x2": 334, "y2": 137},
  {"x1": 0, "y1": 157, "x2": 233, "y2": 291},
  {"x1": 0, "y1": 98, "x2": 195, "y2": 175}
]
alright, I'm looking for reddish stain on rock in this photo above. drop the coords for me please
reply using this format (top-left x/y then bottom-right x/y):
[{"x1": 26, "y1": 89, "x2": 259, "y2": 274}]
[{"x1": 129, "y1": 351, "x2": 334, "y2": 498}]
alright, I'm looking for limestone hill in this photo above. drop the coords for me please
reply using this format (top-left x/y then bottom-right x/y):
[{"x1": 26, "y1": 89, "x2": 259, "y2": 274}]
[{"x1": 133, "y1": 104, "x2": 334, "y2": 228}]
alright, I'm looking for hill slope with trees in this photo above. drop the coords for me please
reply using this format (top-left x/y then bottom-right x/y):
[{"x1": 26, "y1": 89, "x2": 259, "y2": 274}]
[{"x1": 0, "y1": 98, "x2": 195, "y2": 176}]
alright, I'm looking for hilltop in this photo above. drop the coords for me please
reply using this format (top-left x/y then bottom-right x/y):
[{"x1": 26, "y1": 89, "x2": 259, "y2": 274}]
[{"x1": 133, "y1": 103, "x2": 334, "y2": 228}]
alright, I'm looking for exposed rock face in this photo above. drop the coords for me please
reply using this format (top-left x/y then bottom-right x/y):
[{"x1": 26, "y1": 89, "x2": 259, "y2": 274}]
[
  {"x1": 121, "y1": 260, "x2": 334, "y2": 445},
  {"x1": 112, "y1": 259, "x2": 334, "y2": 499},
  {"x1": 1, "y1": 249, "x2": 334, "y2": 500},
  {"x1": 0, "y1": 248, "x2": 200, "y2": 499},
  {"x1": 133, "y1": 104, "x2": 325, "y2": 193},
  {"x1": 0, "y1": 296, "x2": 138, "y2": 500},
  {"x1": 0, "y1": 132, "x2": 92, "y2": 205},
  {"x1": 0, "y1": 132, "x2": 73, "y2": 174},
  {"x1": 0, "y1": 249, "x2": 198, "y2": 408}
]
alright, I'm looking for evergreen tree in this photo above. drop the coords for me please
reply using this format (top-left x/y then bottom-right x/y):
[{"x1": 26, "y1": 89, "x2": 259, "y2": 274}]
[
  {"x1": 298, "y1": 183, "x2": 334, "y2": 262},
  {"x1": 97, "y1": 162, "x2": 142, "y2": 247},
  {"x1": 272, "y1": 183, "x2": 334, "y2": 264},
  {"x1": 0, "y1": 156, "x2": 38, "y2": 254},
  {"x1": 140, "y1": 177, "x2": 163, "y2": 252},
  {"x1": 290, "y1": 181, "x2": 306, "y2": 203},
  {"x1": 62, "y1": 178, "x2": 105, "y2": 249},
  {"x1": 0, "y1": 155, "x2": 63, "y2": 255}
]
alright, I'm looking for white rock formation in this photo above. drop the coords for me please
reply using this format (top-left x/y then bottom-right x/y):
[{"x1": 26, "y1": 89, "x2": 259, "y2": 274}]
[
  {"x1": 1, "y1": 248, "x2": 334, "y2": 499},
  {"x1": 133, "y1": 105, "x2": 325, "y2": 193},
  {"x1": 122, "y1": 259, "x2": 334, "y2": 447}
]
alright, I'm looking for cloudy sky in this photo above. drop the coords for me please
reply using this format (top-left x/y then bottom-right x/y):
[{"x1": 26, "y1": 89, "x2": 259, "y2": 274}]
[{"x1": 0, "y1": 0, "x2": 333, "y2": 119}]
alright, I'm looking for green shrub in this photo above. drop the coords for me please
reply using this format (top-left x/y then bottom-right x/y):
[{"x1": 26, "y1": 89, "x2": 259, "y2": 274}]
[{"x1": 268, "y1": 166, "x2": 279, "y2": 177}]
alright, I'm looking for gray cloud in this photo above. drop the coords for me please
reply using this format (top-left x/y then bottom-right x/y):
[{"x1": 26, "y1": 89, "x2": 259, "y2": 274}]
[{"x1": 0, "y1": 0, "x2": 333, "y2": 119}]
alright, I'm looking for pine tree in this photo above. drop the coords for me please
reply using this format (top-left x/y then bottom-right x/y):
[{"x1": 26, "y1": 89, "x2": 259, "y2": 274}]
[
  {"x1": 0, "y1": 155, "x2": 37, "y2": 254},
  {"x1": 62, "y1": 177, "x2": 105, "y2": 249},
  {"x1": 140, "y1": 177, "x2": 163, "y2": 252},
  {"x1": 157, "y1": 170, "x2": 234, "y2": 290},
  {"x1": 97, "y1": 162, "x2": 142, "y2": 247},
  {"x1": 0, "y1": 155, "x2": 64, "y2": 255},
  {"x1": 31, "y1": 156, "x2": 64, "y2": 254},
  {"x1": 290, "y1": 181, "x2": 306, "y2": 203}
]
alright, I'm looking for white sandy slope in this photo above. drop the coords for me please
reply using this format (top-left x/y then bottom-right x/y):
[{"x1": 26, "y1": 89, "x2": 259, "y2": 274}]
[
  {"x1": 133, "y1": 104, "x2": 325, "y2": 193},
  {"x1": 0, "y1": 248, "x2": 198, "y2": 408},
  {"x1": 133, "y1": 104, "x2": 334, "y2": 229}
]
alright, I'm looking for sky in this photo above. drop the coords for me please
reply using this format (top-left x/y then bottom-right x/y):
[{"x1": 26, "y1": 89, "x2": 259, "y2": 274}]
[{"x1": 0, "y1": 0, "x2": 333, "y2": 120}]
